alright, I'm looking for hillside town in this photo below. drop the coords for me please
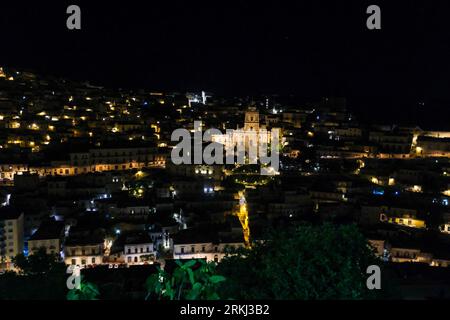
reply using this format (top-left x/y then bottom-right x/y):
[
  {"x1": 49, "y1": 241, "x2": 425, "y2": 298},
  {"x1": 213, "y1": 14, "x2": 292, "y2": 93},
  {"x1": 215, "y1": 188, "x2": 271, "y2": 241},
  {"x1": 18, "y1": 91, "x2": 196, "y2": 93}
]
[{"x1": 1, "y1": 65, "x2": 450, "y2": 284}]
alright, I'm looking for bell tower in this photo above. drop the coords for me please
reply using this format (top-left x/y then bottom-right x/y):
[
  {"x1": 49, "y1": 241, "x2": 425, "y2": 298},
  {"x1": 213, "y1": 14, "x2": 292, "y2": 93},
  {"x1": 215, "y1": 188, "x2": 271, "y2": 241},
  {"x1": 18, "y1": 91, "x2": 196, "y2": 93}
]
[{"x1": 244, "y1": 106, "x2": 259, "y2": 132}]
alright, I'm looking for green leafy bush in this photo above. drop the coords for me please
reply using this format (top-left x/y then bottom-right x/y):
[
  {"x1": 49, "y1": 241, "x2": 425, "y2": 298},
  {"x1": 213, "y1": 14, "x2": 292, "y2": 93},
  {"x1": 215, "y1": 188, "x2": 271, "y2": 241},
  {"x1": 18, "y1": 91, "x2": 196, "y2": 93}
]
[
  {"x1": 145, "y1": 259, "x2": 226, "y2": 300},
  {"x1": 67, "y1": 278, "x2": 100, "y2": 300}
]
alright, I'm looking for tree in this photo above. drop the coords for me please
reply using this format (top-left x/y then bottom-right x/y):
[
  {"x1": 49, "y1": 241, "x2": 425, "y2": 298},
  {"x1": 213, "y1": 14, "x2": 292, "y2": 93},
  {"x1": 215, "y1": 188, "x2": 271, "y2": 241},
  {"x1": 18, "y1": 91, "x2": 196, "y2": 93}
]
[
  {"x1": 0, "y1": 249, "x2": 67, "y2": 299},
  {"x1": 13, "y1": 247, "x2": 64, "y2": 275},
  {"x1": 218, "y1": 223, "x2": 382, "y2": 299}
]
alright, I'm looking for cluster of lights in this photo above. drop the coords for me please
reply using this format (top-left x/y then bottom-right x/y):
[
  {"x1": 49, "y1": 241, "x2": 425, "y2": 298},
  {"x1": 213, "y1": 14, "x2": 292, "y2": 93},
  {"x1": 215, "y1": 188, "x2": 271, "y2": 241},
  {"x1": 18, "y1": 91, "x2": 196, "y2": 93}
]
[
  {"x1": 195, "y1": 168, "x2": 213, "y2": 175},
  {"x1": 203, "y1": 187, "x2": 214, "y2": 194}
]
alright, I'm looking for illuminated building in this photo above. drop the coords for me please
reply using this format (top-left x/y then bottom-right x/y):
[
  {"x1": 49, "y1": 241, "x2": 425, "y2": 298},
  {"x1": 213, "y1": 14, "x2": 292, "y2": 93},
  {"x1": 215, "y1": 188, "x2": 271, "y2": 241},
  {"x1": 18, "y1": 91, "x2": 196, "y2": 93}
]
[
  {"x1": 122, "y1": 232, "x2": 155, "y2": 265},
  {"x1": 0, "y1": 164, "x2": 28, "y2": 182},
  {"x1": 0, "y1": 146, "x2": 167, "y2": 184},
  {"x1": 28, "y1": 220, "x2": 64, "y2": 256},
  {"x1": 172, "y1": 229, "x2": 244, "y2": 263},
  {"x1": 439, "y1": 224, "x2": 450, "y2": 234},
  {"x1": 380, "y1": 211, "x2": 426, "y2": 229},
  {"x1": 64, "y1": 237, "x2": 104, "y2": 267},
  {"x1": 415, "y1": 136, "x2": 450, "y2": 157},
  {"x1": 0, "y1": 207, "x2": 24, "y2": 269},
  {"x1": 211, "y1": 105, "x2": 283, "y2": 165},
  {"x1": 389, "y1": 247, "x2": 428, "y2": 263}
]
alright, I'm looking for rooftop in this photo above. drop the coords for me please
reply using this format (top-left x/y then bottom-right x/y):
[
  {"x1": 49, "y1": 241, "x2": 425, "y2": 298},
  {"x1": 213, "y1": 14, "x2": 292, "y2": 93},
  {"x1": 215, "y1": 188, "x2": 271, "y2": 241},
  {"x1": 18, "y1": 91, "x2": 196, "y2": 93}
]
[
  {"x1": 29, "y1": 219, "x2": 65, "y2": 241},
  {"x1": 0, "y1": 206, "x2": 23, "y2": 221}
]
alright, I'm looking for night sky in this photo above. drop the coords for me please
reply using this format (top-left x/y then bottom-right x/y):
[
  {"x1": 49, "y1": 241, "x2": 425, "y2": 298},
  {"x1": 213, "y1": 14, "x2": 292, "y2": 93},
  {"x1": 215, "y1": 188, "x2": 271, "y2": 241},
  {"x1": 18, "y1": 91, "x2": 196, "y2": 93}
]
[{"x1": 0, "y1": 1, "x2": 449, "y2": 125}]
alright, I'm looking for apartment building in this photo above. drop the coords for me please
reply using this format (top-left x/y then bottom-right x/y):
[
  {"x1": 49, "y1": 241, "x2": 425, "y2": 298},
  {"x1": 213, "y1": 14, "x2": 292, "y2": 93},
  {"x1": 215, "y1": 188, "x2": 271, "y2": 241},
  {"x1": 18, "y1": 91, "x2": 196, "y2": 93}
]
[{"x1": 0, "y1": 206, "x2": 24, "y2": 269}]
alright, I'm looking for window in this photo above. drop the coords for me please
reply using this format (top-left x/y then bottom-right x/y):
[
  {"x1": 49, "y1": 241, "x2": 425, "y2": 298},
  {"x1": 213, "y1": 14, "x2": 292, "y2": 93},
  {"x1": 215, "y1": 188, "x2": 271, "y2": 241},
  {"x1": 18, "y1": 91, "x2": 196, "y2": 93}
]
[
  {"x1": 134, "y1": 248, "x2": 138, "y2": 253},
  {"x1": 81, "y1": 259, "x2": 86, "y2": 265},
  {"x1": 214, "y1": 246, "x2": 218, "y2": 252},
  {"x1": 134, "y1": 257, "x2": 138, "y2": 263},
  {"x1": 81, "y1": 249, "x2": 85, "y2": 255},
  {"x1": 146, "y1": 247, "x2": 150, "y2": 253},
  {"x1": 91, "y1": 257, "x2": 96, "y2": 264},
  {"x1": 202, "y1": 246, "x2": 206, "y2": 252},
  {"x1": 71, "y1": 249, "x2": 76, "y2": 256},
  {"x1": 91, "y1": 249, "x2": 96, "y2": 255},
  {"x1": 71, "y1": 259, "x2": 76, "y2": 265},
  {"x1": 140, "y1": 247, "x2": 143, "y2": 253},
  {"x1": 214, "y1": 255, "x2": 219, "y2": 263},
  {"x1": 191, "y1": 246, "x2": 195, "y2": 253},
  {"x1": 127, "y1": 257, "x2": 131, "y2": 263},
  {"x1": 127, "y1": 248, "x2": 131, "y2": 254},
  {"x1": 180, "y1": 247, "x2": 184, "y2": 254}
]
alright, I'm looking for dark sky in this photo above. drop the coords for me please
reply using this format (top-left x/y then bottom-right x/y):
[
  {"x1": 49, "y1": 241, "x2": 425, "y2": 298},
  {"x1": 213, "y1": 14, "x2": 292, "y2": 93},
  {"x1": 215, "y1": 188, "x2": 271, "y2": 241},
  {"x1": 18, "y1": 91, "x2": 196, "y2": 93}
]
[{"x1": 1, "y1": 0, "x2": 450, "y2": 122}]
